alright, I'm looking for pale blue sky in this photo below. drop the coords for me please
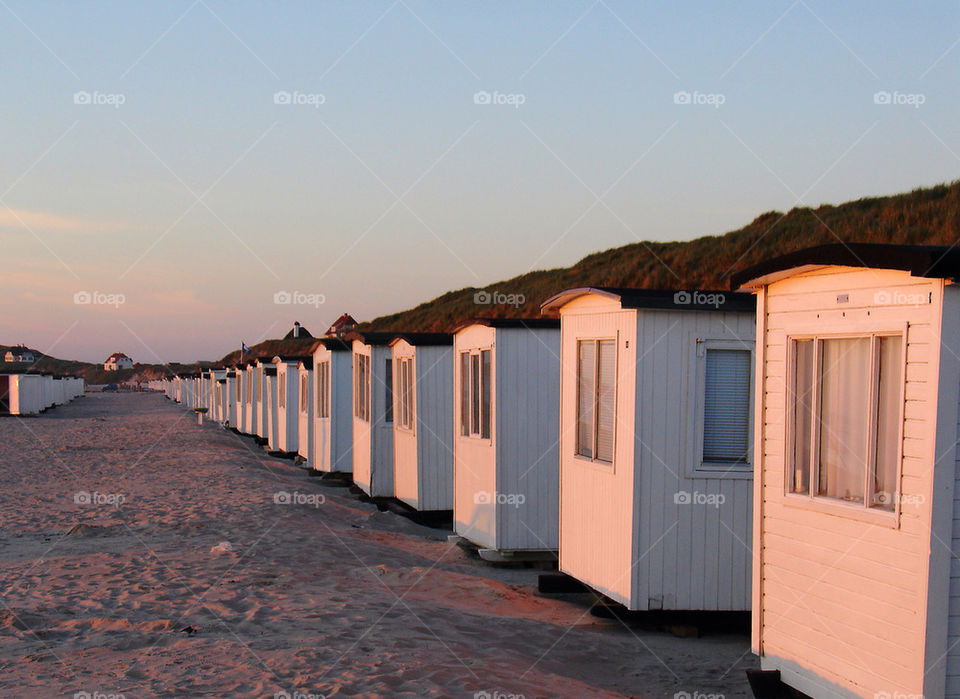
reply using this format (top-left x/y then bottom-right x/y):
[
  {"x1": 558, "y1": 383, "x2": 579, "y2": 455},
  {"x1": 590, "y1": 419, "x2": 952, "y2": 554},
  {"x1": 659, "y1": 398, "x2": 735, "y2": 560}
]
[{"x1": 2, "y1": 1, "x2": 958, "y2": 362}]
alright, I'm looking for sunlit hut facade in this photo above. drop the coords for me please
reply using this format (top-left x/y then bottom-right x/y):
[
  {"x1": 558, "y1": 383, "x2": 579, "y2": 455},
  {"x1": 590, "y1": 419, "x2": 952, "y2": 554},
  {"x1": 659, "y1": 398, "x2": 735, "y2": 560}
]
[
  {"x1": 272, "y1": 355, "x2": 309, "y2": 456},
  {"x1": 389, "y1": 333, "x2": 454, "y2": 512},
  {"x1": 243, "y1": 360, "x2": 259, "y2": 436},
  {"x1": 732, "y1": 243, "x2": 960, "y2": 697},
  {"x1": 347, "y1": 332, "x2": 397, "y2": 497},
  {"x1": 311, "y1": 337, "x2": 353, "y2": 475},
  {"x1": 0, "y1": 371, "x2": 46, "y2": 415},
  {"x1": 541, "y1": 287, "x2": 756, "y2": 611},
  {"x1": 255, "y1": 359, "x2": 277, "y2": 447},
  {"x1": 452, "y1": 318, "x2": 560, "y2": 557},
  {"x1": 296, "y1": 356, "x2": 315, "y2": 466}
]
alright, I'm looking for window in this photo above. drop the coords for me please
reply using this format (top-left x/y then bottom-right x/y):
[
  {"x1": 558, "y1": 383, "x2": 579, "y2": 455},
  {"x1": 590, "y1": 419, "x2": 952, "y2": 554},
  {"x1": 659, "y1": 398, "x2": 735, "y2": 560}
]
[
  {"x1": 789, "y1": 334, "x2": 904, "y2": 512},
  {"x1": 279, "y1": 372, "x2": 286, "y2": 409},
  {"x1": 396, "y1": 357, "x2": 415, "y2": 430},
  {"x1": 576, "y1": 339, "x2": 616, "y2": 463},
  {"x1": 300, "y1": 373, "x2": 309, "y2": 414},
  {"x1": 316, "y1": 361, "x2": 330, "y2": 418},
  {"x1": 702, "y1": 349, "x2": 752, "y2": 466},
  {"x1": 244, "y1": 371, "x2": 252, "y2": 404},
  {"x1": 459, "y1": 348, "x2": 492, "y2": 439},
  {"x1": 235, "y1": 375, "x2": 241, "y2": 401},
  {"x1": 354, "y1": 354, "x2": 370, "y2": 421},
  {"x1": 384, "y1": 358, "x2": 393, "y2": 423}
]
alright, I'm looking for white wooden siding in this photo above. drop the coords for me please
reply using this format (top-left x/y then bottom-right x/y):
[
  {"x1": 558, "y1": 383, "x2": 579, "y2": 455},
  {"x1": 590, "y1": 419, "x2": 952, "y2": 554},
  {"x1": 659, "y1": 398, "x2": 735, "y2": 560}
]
[
  {"x1": 415, "y1": 344, "x2": 454, "y2": 511},
  {"x1": 312, "y1": 345, "x2": 354, "y2": 474},
  {"x1": 352, "y1": 342, "x2": 395, "y2": 497},
  {"x1": 297, "y1": 367, "x2": 313, "y2": 464},
  {"x1": 495, "y1": 326, "x2": 561, "y2": 551}
]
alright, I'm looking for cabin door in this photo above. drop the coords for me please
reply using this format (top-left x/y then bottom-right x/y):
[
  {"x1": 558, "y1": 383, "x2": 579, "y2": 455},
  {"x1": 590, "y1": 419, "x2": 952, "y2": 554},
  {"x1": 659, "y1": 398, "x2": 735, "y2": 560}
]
[{"x1": 0, "y1": 376, "x2": 8, "y2": 414}]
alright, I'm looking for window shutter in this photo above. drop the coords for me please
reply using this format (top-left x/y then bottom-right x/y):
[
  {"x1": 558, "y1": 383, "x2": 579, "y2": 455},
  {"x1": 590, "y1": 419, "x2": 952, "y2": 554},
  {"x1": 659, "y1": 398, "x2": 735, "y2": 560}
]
[
  {"x1": 481, "y1": 350, "x2": 491, "y2": 439},
  {"x1": 576, "y1": 340, "x2": 596, "y2": 458},
  {"x1": 703, "y1": 349, "x2": 751, "y2": 464},
  {"x1": 460, "y1": 352, "x2": 470, "y2": 436},
  {"x1": 595, "y1": 340, "x2": 616, "y2": 462}
]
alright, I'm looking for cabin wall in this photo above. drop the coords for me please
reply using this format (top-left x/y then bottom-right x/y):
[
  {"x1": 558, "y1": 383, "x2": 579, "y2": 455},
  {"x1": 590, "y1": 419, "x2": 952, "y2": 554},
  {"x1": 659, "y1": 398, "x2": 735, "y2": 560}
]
[
  {"x1": 331, "y1": 351, "x2": 353, "y2": 473},
  {"x1": 632, "y1": 308, "x2": 755, "y2": 611},
  {"x1": 369, "y1": 345, "x2": 395, "y2": 496},
  {"x1": 454, "y1": 325, "x2": 498, "y2": 548},
  {"x1": 557, "y1": 299, "x2": 637, "y2": 606},
  {"x1": 415, "y1": 344, "x2": 454, "y2": 511},
  {"x1": 496, "y1": 326, "x2": 561, "y2": 551},
  {"x1": 756, "y1": 267, "x2": 940, "y2": 695},
  {"x1": 393, "y1": 341, "x2": 420, "y2": 507},
  {"x1": 297, "y1": 368, "x2": 313, "y2": 463}
]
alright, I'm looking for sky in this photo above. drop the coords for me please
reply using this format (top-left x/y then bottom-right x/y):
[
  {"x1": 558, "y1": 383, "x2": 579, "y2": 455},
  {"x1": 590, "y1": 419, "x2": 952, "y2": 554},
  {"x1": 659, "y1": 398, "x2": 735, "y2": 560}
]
[{"x1": 2, "y1": 1, "x2": 959, "y2": 363}]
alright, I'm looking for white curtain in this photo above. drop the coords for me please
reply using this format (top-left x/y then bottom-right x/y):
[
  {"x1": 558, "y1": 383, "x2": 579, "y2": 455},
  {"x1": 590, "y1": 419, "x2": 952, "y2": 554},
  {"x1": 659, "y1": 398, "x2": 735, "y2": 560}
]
[{"x1": 818, "y1": 338, "x2": 871, "y2": 503}]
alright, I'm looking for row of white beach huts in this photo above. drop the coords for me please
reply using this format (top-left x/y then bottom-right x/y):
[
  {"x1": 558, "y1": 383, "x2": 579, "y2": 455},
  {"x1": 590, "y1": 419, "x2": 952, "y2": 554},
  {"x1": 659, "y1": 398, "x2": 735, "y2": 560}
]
[
  {"x1": 152, "y1": 243, "x2": 960, "y2": 698},
  {"x1": 0, "y1": 371, "x2": 85, "y2": 415}
]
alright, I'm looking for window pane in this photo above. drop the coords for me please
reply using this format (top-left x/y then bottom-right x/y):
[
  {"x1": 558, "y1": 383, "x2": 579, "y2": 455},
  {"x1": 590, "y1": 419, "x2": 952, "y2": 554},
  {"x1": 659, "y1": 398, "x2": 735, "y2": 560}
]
[
  {"x1": 300, "y1": 375, "x2": 307, "y2": 413},
  {"x1": 703, "y1": 349, "x2": 751, "y2": 464},
  {"x1": 872, "y1": 336, "x2": 903, "y2": 510},
  {"x1": 384, "y1": 358, "x2": 393, "y2": 423},
  {"x1": 791, "y1": 340, "x2": 814, "y2": 494},
  {"x1": 596, "y1": 341, "x2": 616, "y2": 462},
  {"x1": 279, "y1": 373, "x2": 285, "y2": 408},
  {"x1": 460, "y1": 352, "x2": 470, "y2": 436},
  {"x1": 471, "y1": 354, "x2": 480, "y2": 435},
  {"x1": 481, "y1": 350, "x2": 491, "y2": 439},
  {"x1": 407, "y1": 360, "x2": 416, "y2": 429},
  {"x1": 818, "y1": 338, "x2": 870, "y2": 503},
  {"x1": 576, "y1": 340, "x2": 596, "y2": 459},
  {"x1": 364, "y1": 356, "x2": 370, "y2": 421}
]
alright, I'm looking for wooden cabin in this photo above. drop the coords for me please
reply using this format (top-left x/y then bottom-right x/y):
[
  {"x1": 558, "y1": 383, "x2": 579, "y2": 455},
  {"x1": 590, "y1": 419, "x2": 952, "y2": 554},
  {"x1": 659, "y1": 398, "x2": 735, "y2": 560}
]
[
  {"x1": 296, "y1": 357, "x2": 314, "y2": 466},
  {"x1": 347, "y1": 332, "x2": 396, "y2": 497},
  {"x1": 389, "y1": 333, "x2": 454, "y2": 512},
  {"x1": 272, "y1": 356, "x2": 306, "y2": 455},
  {"x1": 243, "y1": 362, "x2": 258, "y2": 435},
  {"x1": 255, "y1": 361, "x2": 278, "y2": 448},
  {"x1": 732, "y1": 243, "x2": 960, "y2": 697},
  {"x1": 0, "y1": 372, "x2": 45, "y2": 415},
  {"x1": 311, "y1": 338, "x2": 353, "y2": 474},
  {"x1": 541, "y1": 287, "x2": 756, "y2": 611},
  {"x1": 452, "y1": 319, "x2": 560, "y2": 557}
]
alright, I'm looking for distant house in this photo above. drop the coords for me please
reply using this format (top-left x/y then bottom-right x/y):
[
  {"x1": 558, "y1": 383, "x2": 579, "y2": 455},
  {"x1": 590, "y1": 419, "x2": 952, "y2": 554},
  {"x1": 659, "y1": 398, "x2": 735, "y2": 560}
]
[
  {"x1": 324, "y1": 314, "x2": 357, "y2": 338},
  {"x1": 104, "y1": 352, "x2": 133, "y2": 371},
  {"x1": 4, "y1": 346, "x2": 35, "y2": 363},
  {"x1": 283, "y1": 322, "x2": 313, "y2": 340}
]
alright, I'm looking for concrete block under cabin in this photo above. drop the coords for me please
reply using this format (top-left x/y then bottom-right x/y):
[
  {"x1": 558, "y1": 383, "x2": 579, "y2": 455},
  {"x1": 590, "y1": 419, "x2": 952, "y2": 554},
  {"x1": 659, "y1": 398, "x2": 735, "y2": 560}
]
[
  {"x1": 452, "y1": 318, "x2": 561, "y2": 554},
  {"x1": 541, "y1": 287, "x2": 756, "y2": 614},
  {"x1": 311, "y1": 338, "x2": 354, "y2": 474},
  {"x1": 346, "y1": 332, "x2": 396, "y2": 498},
  {"x1": 389, "y1": 333, "x2": 454, "y2": 513},
  {"x1": 732, "y1": 243, "x2": 960, "y2": 698}
]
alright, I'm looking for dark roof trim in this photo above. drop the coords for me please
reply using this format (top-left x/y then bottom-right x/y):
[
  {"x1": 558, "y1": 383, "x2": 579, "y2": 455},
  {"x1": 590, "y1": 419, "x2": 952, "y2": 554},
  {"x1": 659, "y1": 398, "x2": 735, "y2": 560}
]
[
  {"x1": 451, "y1": 317, "x2": 561, "y2": 333},
  {"x1": 388, "y1": 332, "x2": 454, "y2": 347},
  {"x1": 315, "y1": 337, "x2": 351, "y2": 352},
  {"x1": 731, "y1": 243, "x2": 960, "y2": 290},
  {"x1": 541, "y1": 287, "x2": 755, "y2": 314},
  {"x1": 272, "y1": 354, "x2": 315, "y2": 365},
  {"x1": 343, "y1": 331, "x2": 396, "y2": 346}
]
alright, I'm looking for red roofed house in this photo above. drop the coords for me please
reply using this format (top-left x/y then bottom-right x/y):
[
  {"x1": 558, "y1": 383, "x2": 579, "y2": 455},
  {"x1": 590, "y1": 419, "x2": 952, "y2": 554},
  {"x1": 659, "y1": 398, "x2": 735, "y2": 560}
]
[{"x1": 104, "y1": 352, "x2": 133, "y2": 371}]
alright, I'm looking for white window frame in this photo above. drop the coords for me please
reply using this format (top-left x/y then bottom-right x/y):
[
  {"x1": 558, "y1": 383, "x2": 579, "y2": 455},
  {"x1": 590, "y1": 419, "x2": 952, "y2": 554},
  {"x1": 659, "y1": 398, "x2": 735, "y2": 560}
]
[
  {"x1": 278, "y1": 370, "x2": 286, "y2": 410},
  {"x1": 316, "y1": 360, "x2": 330, "y2": 419},
  {"x1": 574, "y1": 337, "x2": 617, "y2": 467},
  {"x1": 354, "y1": 353, "x2": 370, "y2": 422},
  {"x1": 299, "y1": 372, "x2": 309, "y2": 415},
  {"x1": 783, "y1": 322, "x2": 907, "y2": 527},
  {"x1": 395, "y1": 356, "x2": 415, "y2": 432},
  {"x1": 690, "y1": 339, "x2": 755, "y2": 478},
  {"x1": 458, "y1": 347, "x2": 493, "y2": 442}
]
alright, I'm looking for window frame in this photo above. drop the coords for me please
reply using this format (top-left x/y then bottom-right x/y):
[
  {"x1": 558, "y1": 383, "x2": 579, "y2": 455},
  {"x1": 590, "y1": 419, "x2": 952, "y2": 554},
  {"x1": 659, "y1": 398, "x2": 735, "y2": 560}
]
[
  {"x1": 783, "y1": 323, "x2": 907, "y2": 527},
  {"x1": 458, "y1": 347, "x2": 493, "y2": 442},
  {"x1": 574, "y1": 337, "x2": 618, "y2": 467},
  {"x1": 353, "y1": 353, "x2": 371, "y2": 422},
  {"x1": 691, "y1": 339, "x2": 755, "y2": 478},
  {"x1": 299, "y1": 372, "x2": 309, "y2": 415},
  {"x1": 278, "y1": 370, "x2": 286, "y2": 410},
  {"x1": 395, "y1": 356, "x2": 416, "y2": 432},
  {"x1": 316, "y1": 360, "x2": 330, "y2": 419}
]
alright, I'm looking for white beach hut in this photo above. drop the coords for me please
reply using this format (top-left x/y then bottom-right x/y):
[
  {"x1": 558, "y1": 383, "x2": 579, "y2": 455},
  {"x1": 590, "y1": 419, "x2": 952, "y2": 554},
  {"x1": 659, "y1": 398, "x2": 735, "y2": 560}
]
[
  {"x1": 347, "y1": 332, "x2": 396, "y2": 498},
  {"x1": 256, "y1": 362, "x2": 279, "y2": 448},
  {"x1": 311, "y1": 338, "x2": 353, "y2": 474},
  {"x1": 232, "y1": 366, "x2": 246, "y2": 432},
  {"x1": 452, "y1": 318, "x2": 561, "y2": 557},
  {"x1": 296, "y1": 357, "x2": 314, "y2": 465},
  {"x1": 732, "y1": 243, "x2": 960, "y2": 698},
  {"x1": 243, "y1": 362, "x2": 259, "y2": 436},
  {"x1": 541, "y1": 287, "x2": 756, "y2": 611},
  {"x1": 0, "y1": 372, "x2": 45, "y2": 415},
  {"x1": 272, "y1": 356, "x2": 308, "y2": 456},
  {"x1": 389, "y1": 333, "x2": 454, "y2": 512},
  {"x1": 225, "y1": 369, "x2": 238, "y2": 427}
]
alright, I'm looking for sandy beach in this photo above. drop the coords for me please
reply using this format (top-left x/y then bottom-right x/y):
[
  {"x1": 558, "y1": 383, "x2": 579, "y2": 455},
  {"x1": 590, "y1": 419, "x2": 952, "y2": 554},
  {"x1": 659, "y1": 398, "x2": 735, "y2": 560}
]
[{"x1": 0, "y1": 392, "x2": 754, "y2": 698}]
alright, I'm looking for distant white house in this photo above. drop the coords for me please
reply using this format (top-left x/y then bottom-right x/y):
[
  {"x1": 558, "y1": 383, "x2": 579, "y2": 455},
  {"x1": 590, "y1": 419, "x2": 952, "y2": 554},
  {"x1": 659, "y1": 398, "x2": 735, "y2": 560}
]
[
  {"x1": 104, "y1": 352, "x2": 133, "y2": 371},
  {"x1": 4, "y1": 346, "x2": 35, "y2": 363}
]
